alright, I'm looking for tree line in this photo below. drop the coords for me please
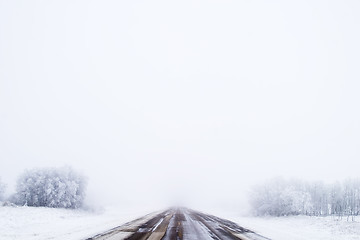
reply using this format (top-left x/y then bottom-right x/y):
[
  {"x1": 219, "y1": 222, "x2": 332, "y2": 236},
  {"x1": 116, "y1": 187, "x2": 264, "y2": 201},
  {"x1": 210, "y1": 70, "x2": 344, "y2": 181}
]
[
  {"x1": 250, "y1": 177, "x2": 360, "y2": 220},
  {"x1": 0, "y1": 167, "x2": 87, "y2": 209}
]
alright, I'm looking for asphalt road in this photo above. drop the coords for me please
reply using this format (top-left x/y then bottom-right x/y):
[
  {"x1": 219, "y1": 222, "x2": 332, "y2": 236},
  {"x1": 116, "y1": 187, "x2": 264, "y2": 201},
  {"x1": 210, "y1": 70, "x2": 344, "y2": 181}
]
[{"x1": 87, "y1": 208, "x2": 270, "y2": 240}]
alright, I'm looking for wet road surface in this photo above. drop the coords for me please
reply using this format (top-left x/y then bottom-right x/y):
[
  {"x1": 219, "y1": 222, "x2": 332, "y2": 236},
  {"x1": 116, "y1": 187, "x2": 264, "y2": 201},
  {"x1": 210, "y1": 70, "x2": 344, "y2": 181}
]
[{"x1": 87, "y1": 208, "x2": 270, "y2": 240}]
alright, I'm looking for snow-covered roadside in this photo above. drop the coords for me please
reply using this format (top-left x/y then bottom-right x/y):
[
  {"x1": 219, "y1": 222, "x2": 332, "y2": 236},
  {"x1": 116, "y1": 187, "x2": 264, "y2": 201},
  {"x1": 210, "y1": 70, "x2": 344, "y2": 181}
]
[
  {"x1": 219, "y1": 213, "x2": 360, "y2": 240},
  {"x1": 3, "y1": 204, "x2": 360, "y2": 240},
  {"x1": 0, "y1": 204, "x2": 161, "y2": 240}
]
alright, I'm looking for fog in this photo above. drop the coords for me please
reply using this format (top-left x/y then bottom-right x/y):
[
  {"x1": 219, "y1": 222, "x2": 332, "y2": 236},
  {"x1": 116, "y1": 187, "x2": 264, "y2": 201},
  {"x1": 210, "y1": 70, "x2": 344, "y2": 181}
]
[{"x1": 1, "y1": 0, "x2": 360, "y2": 212}]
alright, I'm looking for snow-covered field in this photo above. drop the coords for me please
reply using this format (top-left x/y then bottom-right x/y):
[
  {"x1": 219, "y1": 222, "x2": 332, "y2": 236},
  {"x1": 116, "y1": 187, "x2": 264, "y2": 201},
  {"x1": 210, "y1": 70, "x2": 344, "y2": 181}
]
[
  {"x1": 0, "y1": 203, "x2": 161, "y2": 240},
  {"x1": 227, "y1": 214, "x2": 360, "y2": 240},
  {"x1": 2, "y1": 203, "x2": 360, "y2": 240}
]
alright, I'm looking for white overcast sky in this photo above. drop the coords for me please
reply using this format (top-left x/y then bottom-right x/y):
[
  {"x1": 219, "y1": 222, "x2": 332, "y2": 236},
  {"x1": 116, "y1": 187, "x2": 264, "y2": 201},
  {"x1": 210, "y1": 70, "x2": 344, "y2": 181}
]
[{"x1": 1, "y1": 0, "x2": 360, "y2": 209}]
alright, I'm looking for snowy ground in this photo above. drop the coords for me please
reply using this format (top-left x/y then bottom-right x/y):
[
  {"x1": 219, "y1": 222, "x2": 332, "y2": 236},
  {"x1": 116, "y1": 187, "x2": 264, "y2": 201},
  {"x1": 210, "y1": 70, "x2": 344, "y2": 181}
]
[
  {"x1": 0, "y1": 203, "x2": 162, "y2": 240},
  {"x1": 2, "y1": 204, "x2": 360, "y2": 240},
  {"x1": 217, "y1": 212, "x2": 360, "y2": 240}
]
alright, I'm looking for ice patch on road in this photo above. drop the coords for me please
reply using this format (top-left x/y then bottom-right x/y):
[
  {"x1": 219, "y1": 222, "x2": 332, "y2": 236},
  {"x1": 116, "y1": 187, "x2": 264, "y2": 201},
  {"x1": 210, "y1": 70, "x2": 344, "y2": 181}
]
[
  {"x1": 182, "y1": 212, "x2": 213, "y2": 240},
  {"x1": 152, "y1": 217, "x2": 164, "y2": 232}
]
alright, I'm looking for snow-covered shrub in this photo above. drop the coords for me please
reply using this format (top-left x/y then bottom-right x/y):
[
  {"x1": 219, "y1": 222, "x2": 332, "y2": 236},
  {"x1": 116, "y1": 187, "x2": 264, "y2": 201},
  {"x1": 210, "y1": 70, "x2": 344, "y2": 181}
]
[{"x1": 13, "y1": 167, "x2": 87, "y2": 208}]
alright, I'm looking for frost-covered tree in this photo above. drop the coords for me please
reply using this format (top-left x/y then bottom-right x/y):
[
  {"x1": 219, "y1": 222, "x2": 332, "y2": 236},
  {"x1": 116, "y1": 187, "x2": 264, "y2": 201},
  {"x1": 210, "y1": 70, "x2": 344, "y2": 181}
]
[
  {"x1": 13, "y1": 167, "x2": 87, "y2": 208},
  {"x1": 342, "y1": 179, "x2": 360, "y2": 221},
  {"x1": 329, "y1": 181, "x2": 343, "y2": 217},
  {"x1": 250, "y1": 178, "x2": 313, "y2": 216},
  {"x1": 0, "y1": 178, "x2": 6, "y2": 201},
  {"x1": 306, "y1": 181, "x2": 329, "y2": 216},
  {"x1": 249, "y1": 178, "x2": 360, "y2": 220}
]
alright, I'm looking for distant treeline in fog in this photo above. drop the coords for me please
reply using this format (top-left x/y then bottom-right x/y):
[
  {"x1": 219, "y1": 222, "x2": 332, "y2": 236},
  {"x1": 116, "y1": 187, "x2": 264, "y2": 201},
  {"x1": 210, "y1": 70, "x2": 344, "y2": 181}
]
[
  {"x1": 250, "y1": 178, "x2": 360, "y2": 220},
  {"x1": 0, "y1": 167, "x2": 86, "y2": 209}
]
